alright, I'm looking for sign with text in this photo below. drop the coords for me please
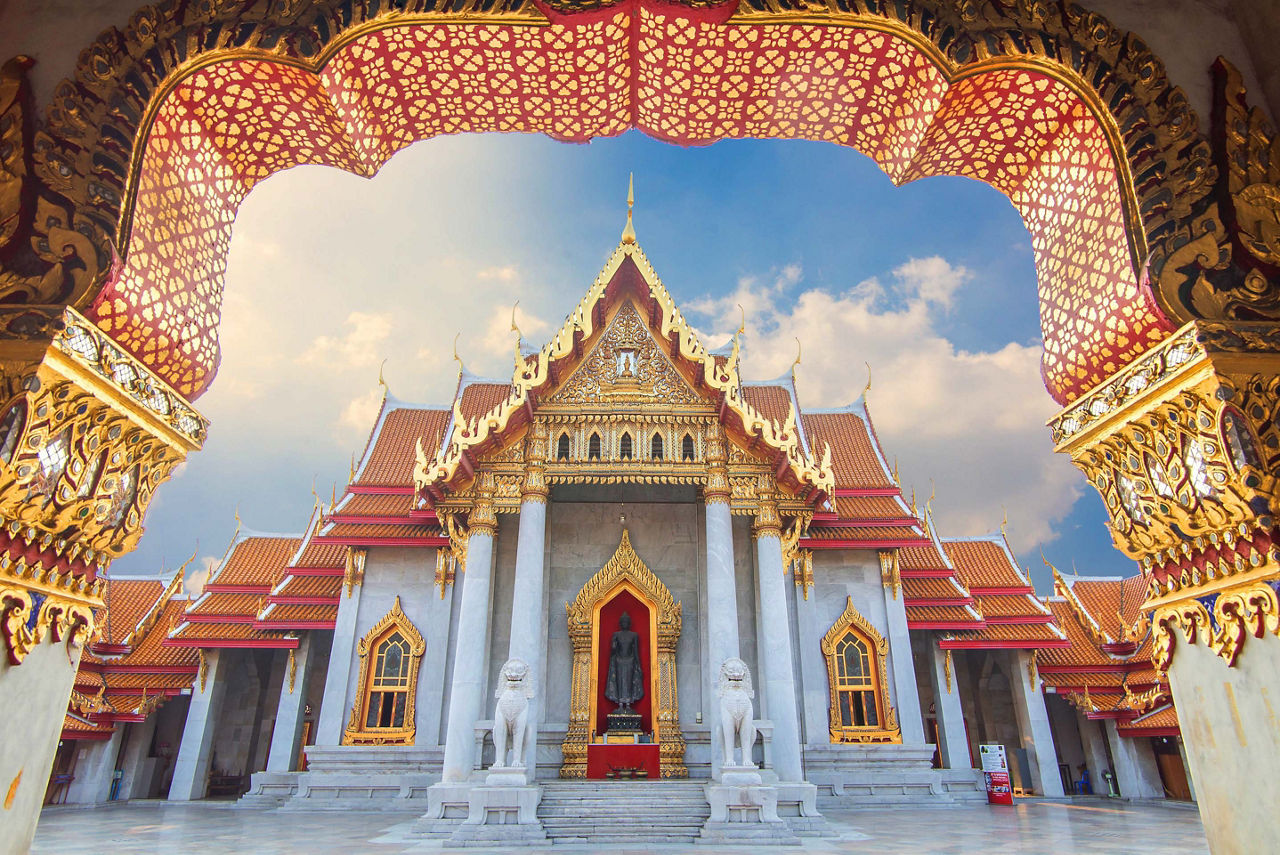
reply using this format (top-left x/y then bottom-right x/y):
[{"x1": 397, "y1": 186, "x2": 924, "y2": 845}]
[{"x1": 980, "y1": 744, "x2": 1014, "y2": 806}]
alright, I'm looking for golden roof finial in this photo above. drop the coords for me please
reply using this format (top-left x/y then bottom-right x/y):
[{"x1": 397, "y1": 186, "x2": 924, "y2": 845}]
[
  {"x1": 232, "y1": 505, "x2": 242, "y2": 541},
  {"x1": 791, "y1": 336, "x2": 802, "y2": 381},
  {"x1": 927, "y1": 480, "x2": 936, "y2": 516},
  {"x1": 909, "y1": 486, "x2": 918, "y2": 516},
  {"x1": 863, "y1": 361, "x2": 872, "y2": 398},
  {"x1": 621, "y1": 173, "x2": 636, "y2": 244},
  {"x1": 1000, "y1": 505, "x2": 1009, "y2": 538},
  {"x1": 891, "y1": 456, "x2": 900, "y2": 486},
  {"x1": 349, "y1": 453, "x2": 357, "y2": 484},
  {"x1": 377, "y1": 358, "x2": 387, "y2": 390},
  {"x1": 736, "y1": 303, "x2": 746, "y2": 338}
]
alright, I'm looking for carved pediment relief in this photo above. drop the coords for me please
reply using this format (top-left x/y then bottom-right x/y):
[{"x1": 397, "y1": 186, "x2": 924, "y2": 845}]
[{"x1": 545, "y1": 302, "x2": 709, "y2": 408}]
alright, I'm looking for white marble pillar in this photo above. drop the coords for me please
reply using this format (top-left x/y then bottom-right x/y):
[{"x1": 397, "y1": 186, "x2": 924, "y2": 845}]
[
  {"x1": 752, "y1": 500, "x2": 803, "y2": 783},
  {"x1": 704, "y1": 441, "x2": 741, "y2": 778},
  {"x1": 117, "y1": 715, "x2": 159, "y2": 800},
  {"x1": 928, "y1": 642, "x2": 971, "y2": 768},
  {"x1": 315, "y1": 564, "x2": 364, "y2": 746},
  {"x1": 1105, "y1": 720, "x2": 1165, "y2": 799},
  {"x1": 1008, "y1": 650, "x2": 1065, "y2": 797},
  {"x1": 1077, "y1": 712, "x2": 1110, "y2": 795},
  {"x1": 169, "y1": 648, "x2": 230, "y2": 800},
  {"x1": 507, "y1": 494, "x2": 547, "y2": 775},
  {"x1": 880, "y1": 563, "x2": 927, "y2": 745},
  {"x1": 266, "y1": 633, "x2": 314, "y2": 772},
  {"x1": 440, "y1": 493, "x2": 498, "y2": 783},
  {"x1": 64, "y1": 726, "x2": 122, "y2": 804}
]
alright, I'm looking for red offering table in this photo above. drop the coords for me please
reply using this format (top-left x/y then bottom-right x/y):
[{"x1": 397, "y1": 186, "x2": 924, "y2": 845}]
[{"x1": 586, "y1": 743, "x2": 661, "y2": 779}]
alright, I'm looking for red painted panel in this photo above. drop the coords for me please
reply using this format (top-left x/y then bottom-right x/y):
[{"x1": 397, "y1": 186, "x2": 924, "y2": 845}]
[{"x1": 595, "y1": 589, "x2": 652, "y2": 737}]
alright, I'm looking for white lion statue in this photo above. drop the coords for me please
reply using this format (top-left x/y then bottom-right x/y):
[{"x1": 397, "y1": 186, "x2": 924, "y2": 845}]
[
  {"x1": 717, "y1": 657, "x2": 757, "y2": 768},
  {"x1": 492, "y1": 658, "x2": 534, "y2": 769}
]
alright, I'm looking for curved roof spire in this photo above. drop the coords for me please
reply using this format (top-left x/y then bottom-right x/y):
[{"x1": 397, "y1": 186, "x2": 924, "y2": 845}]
[{"x1": 621, "y1": 172, "x2": 636, "y2": 245}]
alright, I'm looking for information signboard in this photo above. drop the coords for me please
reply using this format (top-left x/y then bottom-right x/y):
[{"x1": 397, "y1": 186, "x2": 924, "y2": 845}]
[{"x1": 979, "y1": 744, "x2": 1014, "y2": 806}]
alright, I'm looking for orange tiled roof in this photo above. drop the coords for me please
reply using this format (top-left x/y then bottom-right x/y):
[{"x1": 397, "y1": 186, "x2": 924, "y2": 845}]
[
  {"x1": 1120, "y1": 705, "x2": 1179, "y2": 733},
  {"x1": 801, "y1": 411, "x2": 894, "y2": 490},
  {"x1": 458, "y1": 381, "x2": 513, "y2": 423},
  {"x1": 258, "y1": 602, "x2": 338, "y2": 626},
  {"x1": 742, "y1": 384, "x2": 793, "y2": 428},
  {"x1": 905, "y1": 604, "x2": 983, "y2": 625},
  {"x1": 942, "y1": 537, "x2": 1032, "y2": 590},
  {"x1": 274, "y1": 575, "x2": 342, "y2": 599},
  {"x1": 186, "y1": 592, "x2": 264, "y2": 619},
  {"x1": 129, "y1": 601, "x2": 201, "y2": 668},
  {"x1": 902, "y1": 577, "x2": 972, "y2": 600},
  {"x1": 292, "y1": 534, "x2": 347, "y2": 569},
  {"x1": 99, "y1": 672, "x2": 193, "y2": 692},
  {"x1": 208, "y1": 535, "x2": 299, "y2": 588},
  {"x1": 62, "y1": 714, "x2": 114, "y2": 737},
  {"x1": 355, "y1": 405, "x2": 451, "y2": 487},
  {"x1": 900, "y1": 542, "x2": 952, "y2": 572},
  {"x1": 336, "y1": 492, "x2": 413, "y2": 518},
  {"x1": 320, "y1": 522, "x2": 444, "y2": 540},
  {"x1": 99, "y1": 578, "x2": 165, "y2": 645},
  {"x1": 806, "y1": 524, "x2": 923, "y2": 542},
  {"x1": 1038, "y1": 602, "x2": 1121, "y2": 668},
  {"x1": 832, "y1": 495, "x2": 912, "y2": 520},
  {"x1": 974, "y1": 594, "x2": 1051, "y2": 619},
  {"x1": 943, "y1": 622, "x2": 1066, "y2": 644},
  {"x1": 168, "y1": 621, "x2": 294, "y2": 645}
]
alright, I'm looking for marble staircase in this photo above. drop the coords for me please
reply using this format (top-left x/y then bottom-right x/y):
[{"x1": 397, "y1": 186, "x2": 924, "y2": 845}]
[{"x1": 537, "y1": 780, "x2": 711, "y2": 844}]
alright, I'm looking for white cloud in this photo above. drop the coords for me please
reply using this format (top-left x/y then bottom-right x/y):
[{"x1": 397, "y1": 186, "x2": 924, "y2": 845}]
[
  {"x1": 692, "y1": 258, "x2": 1079, "y2": 552},
  {"x1": 340, "y1": 386, "x2": 386, "y2": 442},
  {"x1": 477, "y1": 265, "x2": 519, "y2": 282},
  {"x1": 481, "y1": 302, "x2": 551, "y2": 359},
  {"x1": 298, "y1": 311, "x2": 394, "y2": 368}
]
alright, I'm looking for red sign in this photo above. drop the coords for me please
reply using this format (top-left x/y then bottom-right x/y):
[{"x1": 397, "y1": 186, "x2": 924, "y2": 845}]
[{"x1": 985, "y1": 771, "x2": 1014, "y2": 805}]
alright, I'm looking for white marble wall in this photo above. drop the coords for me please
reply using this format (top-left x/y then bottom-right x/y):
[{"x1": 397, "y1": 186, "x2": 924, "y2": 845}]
[{"x1": 346, "y1": 546, "x2": 457, "y2": 749}]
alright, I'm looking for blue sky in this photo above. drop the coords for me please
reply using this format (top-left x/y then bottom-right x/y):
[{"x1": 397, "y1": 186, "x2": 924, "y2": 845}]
[{"x1": 113, "y1": 130, "x2": 1134, "y2": 591}]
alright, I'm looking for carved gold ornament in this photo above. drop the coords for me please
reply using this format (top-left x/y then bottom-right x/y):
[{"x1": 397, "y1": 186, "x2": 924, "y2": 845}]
[
  {"x1": 879, "y1": 549, "x2": 902, "y2": 600},
  {"x1": 561, "y1": 530, "x2": 686, "y2": 778},
  {"x1": 821, "y1": 596, "x2": 901, "y2": 744},
  {"x1": 344, "y1": 596, "x2": 426, "y2": 746},
  {"x1": 0, "y1": 580, "x2": 95, "y2": 666}
]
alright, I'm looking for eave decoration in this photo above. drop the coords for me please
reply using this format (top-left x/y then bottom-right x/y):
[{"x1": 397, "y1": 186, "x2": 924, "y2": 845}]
[
  {"x1": 343, "y1": 596, "x2": 426, "y2": 746},
  {"x1": 561, "y1": 530, "x2": 686, "y2": 778},
  {"x1": 821, "y1": 596, "x2": 901, "y2": 745}
]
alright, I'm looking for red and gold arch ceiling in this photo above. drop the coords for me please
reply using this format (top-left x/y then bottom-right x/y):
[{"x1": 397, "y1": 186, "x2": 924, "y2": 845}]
[{"x1": 89, "y1": 4, "x2": 1172, "y2": 403}]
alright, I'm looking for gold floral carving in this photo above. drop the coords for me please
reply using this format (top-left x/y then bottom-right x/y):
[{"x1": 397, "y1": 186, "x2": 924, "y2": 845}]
[
  {"x1": 943, "y1": 649, "x2": 953, "y2": 695},
  {"x1": 197, "y1": 650, "x2": 207, "y2": 692},
  {"x1": 821, "y1": 596, "x2": 901, "y2": 744},
  {"x1": 0, "y1": 581, "x2": 95, "y2": 666},
  {"x1": 561, "y1": 530, "x2": 686, "y2": 778},
  {"x1": 1152, "y1": 582, "x2": 1280, "y2": 670},
  {"x1": 878, "y1": 550, "x2": 902, "y2": 600},
  {"x1": 343, "y1": 596, "x2": 426, "y2": 746},
  {"x1": 343, "y1": 548, "x2": 366, "y2": 598},
  {"x1": 287, "y1": 648, "x2": 297, "y2": 694}
]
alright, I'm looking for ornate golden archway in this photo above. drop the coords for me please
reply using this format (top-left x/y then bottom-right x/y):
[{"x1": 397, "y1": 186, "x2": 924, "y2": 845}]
[{"x1": 561, "y1": 530, "x2": 686, "y2": 778}]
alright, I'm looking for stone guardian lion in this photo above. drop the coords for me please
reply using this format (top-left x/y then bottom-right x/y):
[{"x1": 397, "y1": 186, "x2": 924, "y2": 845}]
[
  {"x1": 492, "y1": 658, "x2": 534, "y2": 769},
  {"x1": 717, "y1": 657, "x2": 757, "y2": 767}
]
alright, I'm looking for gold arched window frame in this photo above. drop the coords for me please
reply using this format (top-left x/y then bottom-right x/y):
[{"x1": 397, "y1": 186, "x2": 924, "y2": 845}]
[
  {"x1": 821, "y1": 596, "x2": 901, "y2": 744},
  {"x1": 343, "y1": 596, "x2": 426, "y2": 746}
]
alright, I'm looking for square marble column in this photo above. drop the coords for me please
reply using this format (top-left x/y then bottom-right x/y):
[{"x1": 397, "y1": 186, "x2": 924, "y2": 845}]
[
  {"x1": 1105, "y1": 721, "x2": 1164, "y2": 799},
  {"x1": 117, "y1": 716, "x2": 159, "y2": 800},
  {"x1": 881, "y1": 583, "x2": 926, "y2": 745},
  {"x1": 1008, "y1": 650, "x2": 1064, "y2": 797},
  {"x1": 705, "y1": 496, "x2": 740, "y2": 779},
  {"x1": 928, "y1": 641, "x2": 971, "y2": 768},
  {"x1": 439, "y1": 524, "x2": 497, "y2": 783},
  {"x1": 1076, "y1": 712, "x2": 1110, "y2": 795},
  {"x1": 315, "y1": 579, "x2": 363, "y2": 746},
  {"x1": 266, "y1": 633, "x2": 314, "y2": 772},
  {"x1": 64, "y1": 726, "x2": 122, "y2": 804},
  {"x1": 169, "y1": 648, "x2": 230, "y2": 801},
  {"x1": 753, "y1": 528, "x2": 803, "y2": 783},
  {"x1": 506, "y1": 495, "x2": 548, "y2": 776}
]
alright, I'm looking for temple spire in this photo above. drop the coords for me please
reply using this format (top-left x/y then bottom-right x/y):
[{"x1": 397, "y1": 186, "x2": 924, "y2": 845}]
[{"x1": 621, "y1": 173, "x2": 636, "y2": 244}]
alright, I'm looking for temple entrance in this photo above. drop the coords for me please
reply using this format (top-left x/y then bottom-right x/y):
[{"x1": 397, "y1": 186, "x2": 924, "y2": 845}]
[{"x1": 561, "y1": 531, "x2": 687, "y2": 779}]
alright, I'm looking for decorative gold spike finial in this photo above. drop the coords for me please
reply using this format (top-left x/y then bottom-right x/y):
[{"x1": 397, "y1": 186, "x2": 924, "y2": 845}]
[
  {"x1": 791, "y1": 337, "x2": 802, "y2": 379},
  {"x1": 349, "y1": 453, "x2": 357, "y2": 484},
  {"x1": 511, "y1": 300, "x2": 521, "y2": 335},
  {"x1": 1000, "y1": 506, "x2": 1009, "y2": 538},
  {"x1": 621, "y1": 173, "x2": 636, "y2": 244},
  {"x1": 377, "y1": 359, "x2": 387, "y2": 389},
  {"x1": 927, "y1": 480, "x2": 936, "y2": 516},
  {"x1": 736, "y1": 303, "x2": 746, "y2": 337},
  {"x1": 863, "y1": 362, "x2": 872, "y2": 398}
]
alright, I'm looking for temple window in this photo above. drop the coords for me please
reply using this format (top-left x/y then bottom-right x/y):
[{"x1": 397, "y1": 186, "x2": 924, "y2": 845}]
[
  {"x1": 344, "y1": 597, "x2": 425, "y2": 745},
  {"x1": 821, "y1": 596, "x2": 900, "y2": 744},
  {"x1": 558, "y1": 432, "x2": 571, "y2": 461},
  {"x1": 589, "y1": 432, "x2": 602, "y2": 460},
  {"x1": 620, "y1": 432, "x2": 633, "y2": 460},
  {"x1": 651, "y1": 433, "x2": 663, "y2": 460},
  {"x1": 682, "y1": 433, "x2": 695, "y2": 461}
]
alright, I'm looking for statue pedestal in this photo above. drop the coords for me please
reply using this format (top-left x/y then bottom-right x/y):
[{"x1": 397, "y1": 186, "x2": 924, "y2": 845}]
[
  {"x1": 444, "y1": 784, "x2": 548, "y2": 847},
  {"x1": 718, "y1": 764, "x2": 763, "y2": 787},
  {"x1": 606, "y1": 709, "x2": 643, "y2": 733},
  {"x1": 484, "y1": 768, "x2": 529, "y2": 787},
  {"x1": 700, "y1": 782, "x2": 799, "y2": 844}
]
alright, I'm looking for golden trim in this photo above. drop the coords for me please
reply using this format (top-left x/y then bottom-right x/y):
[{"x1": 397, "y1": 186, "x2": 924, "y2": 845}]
[
  {"x1": 943, "y1": 649, "x2": 953, "y2": 695},
  {"x1": 287, "y1": 648, "x2": 297, "y2": 695},
  {"x1": 561, "y1": 531, "x2": 686, "y2": 778},
  {"x1": 343, "y1": 596, "x2": 426, "y2": 746},
  {"x1": 878, "y1": 550, "x2": 902, "y2": 600},
  {"x1": 821, "y1": 596, "x2": 901, "y2": 744},
  {"x1": 1153, "y1": 580, "x2": 1280, "y2": 670}
]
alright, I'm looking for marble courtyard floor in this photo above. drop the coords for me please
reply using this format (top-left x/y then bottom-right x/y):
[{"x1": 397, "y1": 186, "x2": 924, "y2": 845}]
[{"x1": 32, "y1": 798, "x2": 1208, "y2": 854}]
